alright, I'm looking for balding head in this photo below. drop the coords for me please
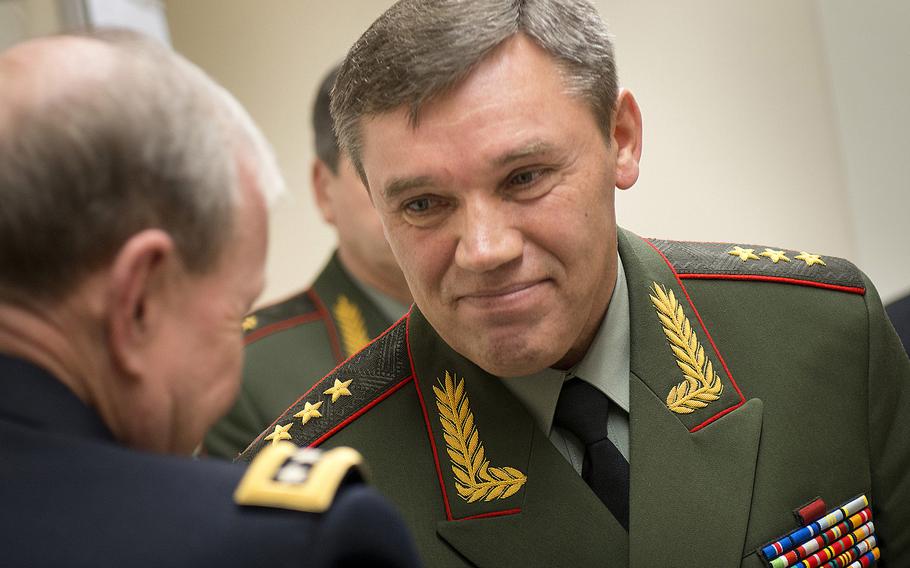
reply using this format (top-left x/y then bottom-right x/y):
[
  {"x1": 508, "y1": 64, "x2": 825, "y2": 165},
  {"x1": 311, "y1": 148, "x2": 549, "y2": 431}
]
[{"x1": 0, "y1": 30, "x2": 283, "y2": 306}]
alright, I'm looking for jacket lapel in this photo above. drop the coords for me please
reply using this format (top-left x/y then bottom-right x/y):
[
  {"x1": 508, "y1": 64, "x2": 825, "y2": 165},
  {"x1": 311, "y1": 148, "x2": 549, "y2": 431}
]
[
  {"x1": 619, "y1": 229, "x2": 763, "y2": 566},
  {"x1": 407, "y1": 309, "x2": 628, "y2": 567}
]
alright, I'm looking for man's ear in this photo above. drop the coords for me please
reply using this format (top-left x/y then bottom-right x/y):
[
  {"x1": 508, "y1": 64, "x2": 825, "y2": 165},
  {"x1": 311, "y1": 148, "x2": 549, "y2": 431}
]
[
  {"x1": 312, "y1": 159, "x2": 337, "y2": 226},
  {"x1": 106, "y1": 229, "x2": 178, "y2": 379},
  {"x1": 611, "y1": 89, "x2": 643, "y2": 190}
]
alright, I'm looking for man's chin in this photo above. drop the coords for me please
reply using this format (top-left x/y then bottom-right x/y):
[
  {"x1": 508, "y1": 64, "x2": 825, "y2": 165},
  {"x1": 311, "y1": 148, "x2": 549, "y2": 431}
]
[{"x1": 458, "y1": 339, "x2": 562, "y2": 378}]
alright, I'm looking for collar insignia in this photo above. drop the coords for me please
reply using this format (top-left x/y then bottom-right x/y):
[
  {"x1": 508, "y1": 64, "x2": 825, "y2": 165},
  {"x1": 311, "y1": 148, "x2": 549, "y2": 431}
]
[
  {"x1": 235, "y1": 442, "x2": 365, "y2": 513},
  {"x1": 333, "y1": 294, "x2": 371, "y2": 357},
  {"x1": 434, "y1": 371, "x2": 527, "y2": 503},
  {"x1": 649, "y1": 282, "x2": 724, "y2": 415}
]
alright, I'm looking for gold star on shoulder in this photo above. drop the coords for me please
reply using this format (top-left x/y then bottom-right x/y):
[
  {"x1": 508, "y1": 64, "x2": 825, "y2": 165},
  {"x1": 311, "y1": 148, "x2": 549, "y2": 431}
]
[
  {"x1": 728, "y1": 246, "x2": 760, "y2": 262},
  {"x1": 294, "y1": 401, "x2": 324, "y2": 425},
  {"x1": 759, "y1": 248, "x2": 790, "y2": 263},
  {"x1": 323, "y1": 379, "x2": 353, "y2": 403},
  {"x1": 241, "y1": 315, "x2": 258, "y2": 332},
  {"x1": 264, "y1": 423, "x2": 293, "y2": 445},
  {"x1": 795, "y1": 252, "x2": 827, "y2": 267}
]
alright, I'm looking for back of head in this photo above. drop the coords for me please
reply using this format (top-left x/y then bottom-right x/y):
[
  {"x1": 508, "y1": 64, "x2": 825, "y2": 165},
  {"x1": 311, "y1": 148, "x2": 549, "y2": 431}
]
[
  {"x1": 0, "y1": 29, "x2": 283, "y2": 307},
  {"x1": 313, "y1": 65, "x2": 342, "y2": 173},
  {"x1": 331, "y1": 0, "x2": 617, "y2": 181}
]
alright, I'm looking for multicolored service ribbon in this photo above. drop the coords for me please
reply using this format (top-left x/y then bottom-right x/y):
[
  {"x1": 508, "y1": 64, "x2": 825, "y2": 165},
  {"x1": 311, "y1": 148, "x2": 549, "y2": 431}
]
[{"x1": 760, "y1": 495, "x2": 879, "y2": 568}]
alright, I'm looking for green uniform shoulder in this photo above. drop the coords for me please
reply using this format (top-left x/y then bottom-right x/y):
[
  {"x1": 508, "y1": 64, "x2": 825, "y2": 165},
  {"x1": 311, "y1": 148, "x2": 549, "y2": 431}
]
[
  {"x1": 240, "y1": 316, "x2": 412, "y2": 462},
  {"x1": 646, "y1": 238, "x2": 866, "y2": 294},
  {"x1": 241, "y1": 288, "x2": 322, "y2": 343}
]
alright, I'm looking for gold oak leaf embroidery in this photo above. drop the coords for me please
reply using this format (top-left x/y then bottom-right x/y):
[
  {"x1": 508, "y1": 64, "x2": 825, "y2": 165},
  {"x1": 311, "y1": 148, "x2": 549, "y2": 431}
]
[
  {"x1": 433, "y1": 371, "x2": 527, "y2": 503},
  {"x1": 333, "y1": 295, "x2": 371, "y2": 357},
  {"x1": 649, "y1": 283, "x2": 724, "y2": 414}
]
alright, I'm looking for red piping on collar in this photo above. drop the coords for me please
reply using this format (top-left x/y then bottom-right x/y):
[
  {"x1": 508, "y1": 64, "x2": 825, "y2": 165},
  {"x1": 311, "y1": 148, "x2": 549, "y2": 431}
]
[
  {"x1": 456, "y1": 508, "x2": 522, "y2": 521},
  {"x1": 306, "y1": 288, "x2": 345, "y2": 363},
  {"x1": 243, "y1": 311, "x2": 323, "y2": 346},
  {"x1": 678, "y1": 273, "x2": 866, "y2": 295},
  {"x1": 406, "y1": 310, "x2": 456, "y2": 522},
  {"x1": 644, "y1": 239, "x2": 746, "y2": 433}
]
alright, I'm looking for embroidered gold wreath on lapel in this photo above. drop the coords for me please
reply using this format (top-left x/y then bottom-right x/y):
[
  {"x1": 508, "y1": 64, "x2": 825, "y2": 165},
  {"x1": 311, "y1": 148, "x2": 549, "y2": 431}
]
[
  {"x1": 333, "y1": 295, "x2": 370, "y2": 357},
  {"x1": 649, "y1": 282, "x2": 724, "y2": 414},
  {"x1": 434, "y1": 371, "x2": 527, "y2": 503}
]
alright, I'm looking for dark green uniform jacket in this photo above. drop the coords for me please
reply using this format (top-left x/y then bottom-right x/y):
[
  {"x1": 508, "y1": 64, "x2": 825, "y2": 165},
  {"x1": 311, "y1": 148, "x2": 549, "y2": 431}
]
[
  {"x1": 241, "y1": 229, "x2": 910, "y2": 567},
  {"x1": 206, "y1": 252, "x2": 396, "y2": 459}
]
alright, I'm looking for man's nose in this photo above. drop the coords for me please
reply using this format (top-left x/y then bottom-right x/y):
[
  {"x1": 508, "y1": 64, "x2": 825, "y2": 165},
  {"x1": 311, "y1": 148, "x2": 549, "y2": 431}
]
[{"x1": 453, "y1": 200, "x2": 523, "y2": 273}]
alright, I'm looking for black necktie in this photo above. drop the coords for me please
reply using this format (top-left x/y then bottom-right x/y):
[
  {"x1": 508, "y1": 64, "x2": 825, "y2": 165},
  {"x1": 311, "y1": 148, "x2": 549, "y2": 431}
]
[{"x1": 553, "y1": 378, "x2": 630, "y2": 531}]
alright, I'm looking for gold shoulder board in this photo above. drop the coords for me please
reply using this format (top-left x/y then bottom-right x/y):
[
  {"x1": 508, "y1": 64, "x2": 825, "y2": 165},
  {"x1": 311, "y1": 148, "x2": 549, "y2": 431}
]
[{"x1": 234, "y1": 441, "x2": 365, "y2": 513}]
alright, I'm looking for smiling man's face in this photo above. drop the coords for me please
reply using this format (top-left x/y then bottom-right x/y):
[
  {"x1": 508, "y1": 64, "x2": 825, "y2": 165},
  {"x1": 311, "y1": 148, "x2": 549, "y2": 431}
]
[{"x1": 360, "y1": 34, "x2": 640, "y2": 377}]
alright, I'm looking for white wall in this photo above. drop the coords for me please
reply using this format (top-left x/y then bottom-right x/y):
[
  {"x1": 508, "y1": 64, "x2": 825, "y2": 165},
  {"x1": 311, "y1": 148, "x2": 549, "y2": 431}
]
[
  {"x1": 0, "y1": 0, "x2": 61, "y2": 50},
  {"x1": 131, "y1": 2, "x2": 910, "y2": 305},
  {"x1": 817, "y1": 0, "x2": 910, "y2": 303}
]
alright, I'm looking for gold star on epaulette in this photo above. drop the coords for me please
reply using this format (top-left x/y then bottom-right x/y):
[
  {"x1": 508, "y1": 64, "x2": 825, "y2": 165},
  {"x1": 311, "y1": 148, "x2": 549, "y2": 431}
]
[
  {"x1": 795, "y1": 252, "x2": 827, "y2": 267},
  {"x1": 264, "y1": 423, "x2": 293, "y2": 445},
  {"x1": 759, "y1": 248, "x2": 790, "y2": 263},
  {"x1": 728, "y1": 246, "x2": 760, "y2": 262},
  {"x1": 293, "y1": 401, "x2": 323, "y2": 426},
  {"x1": 323, "y1": 379, "x2": 353, "y2": 403},
  {"x1": 241, "y1": 316, "x2": 258, "y2": 332}
]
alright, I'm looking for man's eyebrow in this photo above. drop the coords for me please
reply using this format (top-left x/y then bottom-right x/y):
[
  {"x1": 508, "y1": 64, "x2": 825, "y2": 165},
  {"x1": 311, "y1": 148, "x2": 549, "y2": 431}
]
[
  {"x1": 382, "y1": 175, "x2": 436, "y2": 201},
  {"x1": 493, "y1": 141, "x2": 557, "y2": 168}
]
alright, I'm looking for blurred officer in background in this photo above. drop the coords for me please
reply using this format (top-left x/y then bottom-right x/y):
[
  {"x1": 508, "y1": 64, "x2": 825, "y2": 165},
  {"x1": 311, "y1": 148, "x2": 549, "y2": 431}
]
[
  {"x1": 887, "y1": 293, "x2": 910, "y2": 354},
  {"x1": 0, "y1": 30, "x2": 419, "y2": 567},
  {"x1": 205, "y1": 64, "x2": 412, "y2": 459}
]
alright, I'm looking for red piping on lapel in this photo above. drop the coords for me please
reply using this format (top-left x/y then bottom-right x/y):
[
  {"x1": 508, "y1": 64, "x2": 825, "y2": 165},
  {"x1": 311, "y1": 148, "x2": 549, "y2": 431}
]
[
  {"x1": 678, "y1": 273, "x2": 866, "y2": 296},
  {"x1": 406, "y1": 311, "x2": 456, "y2": 522},
  {"x1": 457, "y1": 508, "x2": 522, "y2": 521},
  {"x1": 307, "y1": 288, "x2": 345, "y2": 363},
  {"x1": 242, "y1": 311, "x2": 413, "y2": 453},
  {"x1": 243, "y1": 311, "x2": 323, "y2": 346},
  {"x1": 310, "y1": 375, "x2": 414, "y2": 448},
  {"x1": 644, "y1": 239, "x2": 747, "y2": 433}
]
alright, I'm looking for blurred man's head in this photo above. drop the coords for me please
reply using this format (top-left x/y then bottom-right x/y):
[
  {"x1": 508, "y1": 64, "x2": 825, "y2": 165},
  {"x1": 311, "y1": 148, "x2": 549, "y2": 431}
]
[
  {"x1": 331, "y1": 0, "x2": 642, "y2": 376},
  {"x1": 0, "y1": 30, "x2": 283, "y2": 453},
  {"x1": 311, "y1": 66, "x2": 410, "y2": 305}
]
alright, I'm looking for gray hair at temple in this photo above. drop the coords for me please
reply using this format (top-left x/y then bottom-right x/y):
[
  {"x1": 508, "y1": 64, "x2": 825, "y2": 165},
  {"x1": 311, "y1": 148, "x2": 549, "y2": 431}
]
[
  {"x1": 313, "y1": 64, "x2": 342, "y2": 173},
  {"x1": 0, "y1": 29, "x2": 284, "y2": 306},
  {"x1": 330, "y1": 0, "x2": 618, "y2": 183}
]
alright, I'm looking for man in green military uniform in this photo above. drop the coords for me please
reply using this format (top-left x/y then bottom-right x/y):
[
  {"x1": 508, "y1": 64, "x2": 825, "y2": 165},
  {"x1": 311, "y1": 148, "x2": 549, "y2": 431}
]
[
  {"x1": 206, "y1": 66, "x2": 412, "y2": 459},
  {"x1": 242, "y1": 1, "x2": 910, "y2": 565}
]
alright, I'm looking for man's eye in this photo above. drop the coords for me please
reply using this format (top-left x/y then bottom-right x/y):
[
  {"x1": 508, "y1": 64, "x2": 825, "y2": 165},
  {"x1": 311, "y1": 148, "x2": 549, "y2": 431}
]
[
  {"x1": 509, "y1": 169, "x2": 543, "y2": 186},
  {"x1": 405, "y1": 198, "x2": 434, "y2": 213}
]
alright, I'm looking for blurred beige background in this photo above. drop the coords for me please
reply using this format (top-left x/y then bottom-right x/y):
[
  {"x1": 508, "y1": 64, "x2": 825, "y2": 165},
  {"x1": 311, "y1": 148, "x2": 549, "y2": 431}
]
[{"x1": 3, "y1": 0, "x2": 909, "y2": 305}]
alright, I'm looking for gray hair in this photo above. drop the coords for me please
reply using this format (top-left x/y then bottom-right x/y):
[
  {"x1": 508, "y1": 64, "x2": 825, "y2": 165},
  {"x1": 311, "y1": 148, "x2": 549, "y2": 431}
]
[
  {"x1": 0, "y1": 29, "x2": 283, "y2": 304},
  {"x1": 313, "y1": 64, "x2": 342, "y2": 173},
  {"x1": 331, "y1": 0, "x2": 618, "y2": 182}
]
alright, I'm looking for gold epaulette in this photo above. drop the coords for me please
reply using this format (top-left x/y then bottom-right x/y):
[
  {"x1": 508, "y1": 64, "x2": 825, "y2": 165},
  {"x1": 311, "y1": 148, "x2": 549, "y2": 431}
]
[{"x1": 234, "y1": 441, "x2": 365, "y2": 513}]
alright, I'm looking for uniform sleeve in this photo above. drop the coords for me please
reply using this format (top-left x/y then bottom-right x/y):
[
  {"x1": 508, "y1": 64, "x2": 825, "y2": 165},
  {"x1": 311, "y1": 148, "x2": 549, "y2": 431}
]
[
  {"x1": 864, "y1": 276, "x2": 910, "y2": 554},
  {"x1": 309, "y1": 485, "x2": 422, "y2": 568}
]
